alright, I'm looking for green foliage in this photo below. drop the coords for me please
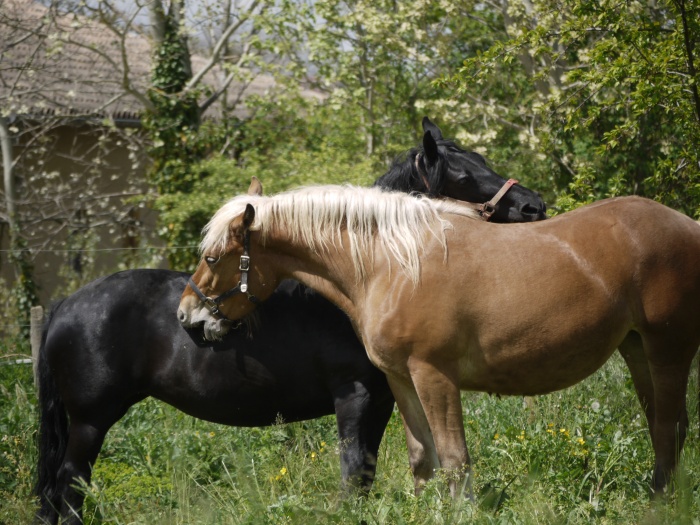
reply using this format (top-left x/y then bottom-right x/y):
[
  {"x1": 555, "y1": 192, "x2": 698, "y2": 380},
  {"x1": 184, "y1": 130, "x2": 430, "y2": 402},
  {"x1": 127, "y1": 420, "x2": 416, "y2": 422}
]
[
  {"x1": 2, "y1": 352, "x2": 699, "y2": 523},
  {"x1": 7, "y1": 228, "x2": 40, "y2": 341},
  {"x1": 447, "y1": 0, "x2": 700, "y2": 216},
  {"x1": 158, "y1": 99, "x2": 375, "y2": 271},
  {"x1": 142, "y1": 10, "x2": 227, "y2": 270},
  {"x1": 0, "y1": 361, "x2": 37, "y2": 524},
  {"x1": 260, "y1": 0, "x2": 466, "y2": 160}
]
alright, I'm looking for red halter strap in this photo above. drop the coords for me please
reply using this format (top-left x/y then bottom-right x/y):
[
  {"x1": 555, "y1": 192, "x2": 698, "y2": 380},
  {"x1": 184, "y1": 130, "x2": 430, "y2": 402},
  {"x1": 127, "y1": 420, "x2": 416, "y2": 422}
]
[{"x1": 478, "y1": 179, "x2": 519, "y2": 221}]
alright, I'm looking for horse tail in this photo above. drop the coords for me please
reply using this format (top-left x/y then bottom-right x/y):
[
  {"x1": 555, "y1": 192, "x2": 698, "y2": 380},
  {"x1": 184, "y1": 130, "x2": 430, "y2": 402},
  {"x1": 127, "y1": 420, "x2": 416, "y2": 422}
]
[{"x1": 34, "y1": 299, "x2": 68, "y2": 523}]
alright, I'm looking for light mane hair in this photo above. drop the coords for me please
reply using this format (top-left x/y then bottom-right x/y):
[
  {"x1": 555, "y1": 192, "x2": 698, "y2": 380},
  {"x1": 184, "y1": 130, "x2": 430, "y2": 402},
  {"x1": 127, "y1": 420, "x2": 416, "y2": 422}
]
[{"x1": 201, "y1": 185, "x2": 480, "y2": 284}]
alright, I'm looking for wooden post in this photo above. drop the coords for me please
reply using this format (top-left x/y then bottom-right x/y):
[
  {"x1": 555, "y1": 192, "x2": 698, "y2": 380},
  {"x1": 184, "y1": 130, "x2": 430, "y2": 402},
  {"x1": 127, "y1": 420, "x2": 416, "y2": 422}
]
[{"x1": 30, "y1": 305, "x2": 44, "y2": 388}]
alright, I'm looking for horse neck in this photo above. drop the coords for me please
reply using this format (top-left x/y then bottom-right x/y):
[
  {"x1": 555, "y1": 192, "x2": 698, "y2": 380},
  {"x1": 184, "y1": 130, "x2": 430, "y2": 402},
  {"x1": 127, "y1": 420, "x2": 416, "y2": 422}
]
[{"x1": 260, "y1": 228, "x2": 365, "y2": 319}]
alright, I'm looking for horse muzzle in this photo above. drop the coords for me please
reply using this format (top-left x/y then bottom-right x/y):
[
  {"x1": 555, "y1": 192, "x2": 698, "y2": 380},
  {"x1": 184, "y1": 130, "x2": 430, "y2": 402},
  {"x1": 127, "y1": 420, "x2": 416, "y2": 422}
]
[{"x1": 178, "y1": 301, "x2": 233, "y2": 341}]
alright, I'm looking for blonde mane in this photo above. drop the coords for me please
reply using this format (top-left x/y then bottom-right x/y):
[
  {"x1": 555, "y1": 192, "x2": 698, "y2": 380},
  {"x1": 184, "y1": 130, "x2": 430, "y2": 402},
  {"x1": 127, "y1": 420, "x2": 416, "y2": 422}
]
[{"x1": 201, "y1": 185, "x2": 480, "y2": 284}]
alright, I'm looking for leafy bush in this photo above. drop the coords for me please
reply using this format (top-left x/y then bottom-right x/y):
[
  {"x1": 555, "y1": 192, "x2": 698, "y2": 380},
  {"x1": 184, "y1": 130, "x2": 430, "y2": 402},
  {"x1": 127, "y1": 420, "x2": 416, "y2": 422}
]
[
  {"x1": 157, "y1": 100, "x2": 376, "y2": 272},
  {"x1": 0, "y1": 357, "x2": 37, "y2": 524}
]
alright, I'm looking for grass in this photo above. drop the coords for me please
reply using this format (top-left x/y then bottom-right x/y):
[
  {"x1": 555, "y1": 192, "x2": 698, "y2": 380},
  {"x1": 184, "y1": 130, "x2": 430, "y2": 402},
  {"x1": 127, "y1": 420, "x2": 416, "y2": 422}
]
[{"x1": 1, "y1": 344, "x2": 699, "y2": 524}]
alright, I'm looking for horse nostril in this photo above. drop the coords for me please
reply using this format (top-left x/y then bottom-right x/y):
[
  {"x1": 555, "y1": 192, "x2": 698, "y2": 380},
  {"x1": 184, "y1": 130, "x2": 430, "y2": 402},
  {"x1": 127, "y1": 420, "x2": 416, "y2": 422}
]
[
  {"x1": 177, "y1": 308, "x2": 188, "y2": 325},
  {"x1": 521, "y1": 203, "x2": 541, "y2": 216}
]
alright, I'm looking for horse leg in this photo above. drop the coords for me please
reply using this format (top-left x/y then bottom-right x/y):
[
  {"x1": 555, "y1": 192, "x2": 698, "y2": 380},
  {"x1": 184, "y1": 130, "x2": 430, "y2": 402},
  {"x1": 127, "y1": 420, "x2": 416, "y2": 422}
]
[
  {"x1": 386, "y1": 375, "x2": 439, "y2": 495},
  {"x1": 333, "y1": 379, "x2": 394, "y2": 493},
  {"x1": 362, "y1": 380, "x2": 395, "y2": 490},
  {"x1": 54, "y1": 421, "x2": 108, "y2": 524},
  {"x1": 644, "y1": 336, "x2": 695, "y2": 494},
  {"x1": 408, "y1": 360, "x2": 471, "y2": 499},
  {"x1": 618, "y1": 332, "x2": 656, "y2": 435}
]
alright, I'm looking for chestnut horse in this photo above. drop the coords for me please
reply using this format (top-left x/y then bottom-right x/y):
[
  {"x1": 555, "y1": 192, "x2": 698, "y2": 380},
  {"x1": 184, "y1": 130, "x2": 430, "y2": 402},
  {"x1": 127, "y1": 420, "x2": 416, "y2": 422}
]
[{"x1": 179, "y1": 181, "x2": 700, "y2": 497}]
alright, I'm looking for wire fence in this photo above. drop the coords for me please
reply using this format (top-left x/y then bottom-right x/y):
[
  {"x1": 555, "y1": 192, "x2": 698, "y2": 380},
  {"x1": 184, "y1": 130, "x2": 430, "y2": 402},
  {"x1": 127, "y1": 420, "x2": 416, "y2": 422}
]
[{"x1": 0, "y1": 245, "x2": 199, "y2": 254}]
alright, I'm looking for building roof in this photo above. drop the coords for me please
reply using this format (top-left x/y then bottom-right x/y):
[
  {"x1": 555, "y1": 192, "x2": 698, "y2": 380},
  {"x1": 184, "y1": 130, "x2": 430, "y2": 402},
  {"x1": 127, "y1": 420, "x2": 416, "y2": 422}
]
[{"x1": 0, "y1": 0, "x2": 307, "y2": 124}]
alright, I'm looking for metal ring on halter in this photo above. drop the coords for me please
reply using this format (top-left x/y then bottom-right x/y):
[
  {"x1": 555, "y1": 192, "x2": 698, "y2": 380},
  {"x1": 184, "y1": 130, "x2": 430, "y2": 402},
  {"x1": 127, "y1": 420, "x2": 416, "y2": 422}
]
[{"x1": 478, "y1": 179, "x2": 519, "y2": 221}]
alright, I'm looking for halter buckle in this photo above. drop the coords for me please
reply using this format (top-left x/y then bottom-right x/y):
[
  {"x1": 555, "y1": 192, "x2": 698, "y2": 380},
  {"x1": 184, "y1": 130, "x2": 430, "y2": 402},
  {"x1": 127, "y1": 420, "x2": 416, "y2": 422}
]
[
  {"x1": 203, "y1": 297, "x2": 218, "y2": 311},
  {"x1": 239, "y1": 255, "x2": 250, "y2": 272},
  {"x1": 480, "y1": 203, "x2": 496, "y2": 221}
]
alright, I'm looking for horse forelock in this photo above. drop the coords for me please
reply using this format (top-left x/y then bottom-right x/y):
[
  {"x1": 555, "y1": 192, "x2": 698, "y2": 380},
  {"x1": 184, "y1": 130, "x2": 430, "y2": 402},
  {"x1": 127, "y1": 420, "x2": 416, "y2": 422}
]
[
  {"x1": 202, "y1": 185, "x2": 481, "y2": 284},
  {"x1": 200, "y1": 194, "x2": 267, "y2": 255}
]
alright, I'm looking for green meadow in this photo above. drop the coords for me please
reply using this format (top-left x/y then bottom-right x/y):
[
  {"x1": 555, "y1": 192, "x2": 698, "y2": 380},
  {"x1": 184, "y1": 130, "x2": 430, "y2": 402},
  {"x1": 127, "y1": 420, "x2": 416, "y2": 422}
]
[{"x1": 2, "y1": 343, "x2": 699, "y2": 524}]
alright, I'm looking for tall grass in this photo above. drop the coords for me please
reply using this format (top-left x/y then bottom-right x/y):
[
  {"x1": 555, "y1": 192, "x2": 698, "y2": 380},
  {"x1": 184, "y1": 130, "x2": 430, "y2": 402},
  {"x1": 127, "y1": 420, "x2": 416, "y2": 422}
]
[{"x1": 1, "y1": 350, "x2": 699, "y2": 524}]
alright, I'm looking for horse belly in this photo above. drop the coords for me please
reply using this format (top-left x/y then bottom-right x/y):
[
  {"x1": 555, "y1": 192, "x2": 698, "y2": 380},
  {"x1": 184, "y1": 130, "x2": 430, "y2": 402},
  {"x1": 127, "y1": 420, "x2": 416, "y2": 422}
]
[
  {"x1": 456, "y1": 307, "x2": 632, "y2": 396},
  {"x1": 151, "y1": 351, "x2": 337, "y2": 426},
  {"x1": 433, "y1": 241, "x2": 637, "y2": 394}
]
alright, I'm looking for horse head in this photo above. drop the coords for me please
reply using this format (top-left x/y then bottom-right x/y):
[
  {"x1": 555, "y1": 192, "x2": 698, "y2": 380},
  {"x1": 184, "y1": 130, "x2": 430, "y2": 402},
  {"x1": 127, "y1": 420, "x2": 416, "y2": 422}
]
[
  {"x1": 378, "y1": 117, "x2": 547, "y2": 223},
  {"x1": 178, "y1": 178, "x2": 274, "y2": 340}
]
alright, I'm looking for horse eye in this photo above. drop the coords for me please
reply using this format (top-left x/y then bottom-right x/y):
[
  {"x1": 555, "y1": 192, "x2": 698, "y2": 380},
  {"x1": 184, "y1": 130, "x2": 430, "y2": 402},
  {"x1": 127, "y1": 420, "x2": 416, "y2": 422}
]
[{"x1": 204, "y1": 256, "x2": 219, "y2": 265}]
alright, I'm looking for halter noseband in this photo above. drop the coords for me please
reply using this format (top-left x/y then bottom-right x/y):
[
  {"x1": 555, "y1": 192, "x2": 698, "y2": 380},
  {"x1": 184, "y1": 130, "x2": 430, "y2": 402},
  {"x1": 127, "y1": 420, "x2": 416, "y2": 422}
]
[
  {"x1": 415, "y1": 153, "x2": 519, "y2": 221},
  {"x1": 187, "y1": 231, "x2": 261, "y2": 323},
  {"x1": 478, "y1": 178, "x2": 519, "y2": 221}
]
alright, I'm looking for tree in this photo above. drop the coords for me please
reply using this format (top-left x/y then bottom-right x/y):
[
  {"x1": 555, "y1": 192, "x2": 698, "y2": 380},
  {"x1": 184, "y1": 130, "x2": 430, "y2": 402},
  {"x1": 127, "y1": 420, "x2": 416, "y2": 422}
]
[
  {"x1": 262, "y1": 0, "x2": 472, "y2": 161},
  {"x1": 0, "y1": 0, "x2": 277, "y2": 315},
  {"x1": 445, "y1": 0, "x2": 700, "y2": 216},
  {"x1": 39, "y1": 0, "x2": 274, "y2": 269}
]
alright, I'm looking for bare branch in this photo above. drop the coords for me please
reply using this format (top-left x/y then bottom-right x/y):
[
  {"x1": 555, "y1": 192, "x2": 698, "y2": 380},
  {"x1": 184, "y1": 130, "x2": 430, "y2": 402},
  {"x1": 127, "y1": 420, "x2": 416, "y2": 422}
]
[
  {"x1": 199, "y1": 39, "x2": 256, "y2": 115},
  {"x1": 185, "y1": 0, "x2": 263, "y2": 92}
]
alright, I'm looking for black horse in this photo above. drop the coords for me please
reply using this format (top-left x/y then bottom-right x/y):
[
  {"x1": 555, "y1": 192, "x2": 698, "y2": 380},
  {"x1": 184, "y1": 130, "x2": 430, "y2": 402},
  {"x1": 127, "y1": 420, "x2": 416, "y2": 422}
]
[
  {"x1": 374, "y1": 118, "x2": 545, "y2": 223},
  {"x1": 35, "y1": 118, "x2": 546, "y2": 524}
]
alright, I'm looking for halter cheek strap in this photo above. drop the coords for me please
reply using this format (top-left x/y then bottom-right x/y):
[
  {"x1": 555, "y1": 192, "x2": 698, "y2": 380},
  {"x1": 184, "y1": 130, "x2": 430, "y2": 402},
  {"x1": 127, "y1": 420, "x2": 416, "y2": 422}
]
[
  {"x1": 478, "y1": 178, "x2": 519, "y2": 221},
  {"x1": 414, "y1": 153, "x2": 518, "y2": 221},
  {"x1": 187, "y1": 231, "x2": 260, "y2": 323}
]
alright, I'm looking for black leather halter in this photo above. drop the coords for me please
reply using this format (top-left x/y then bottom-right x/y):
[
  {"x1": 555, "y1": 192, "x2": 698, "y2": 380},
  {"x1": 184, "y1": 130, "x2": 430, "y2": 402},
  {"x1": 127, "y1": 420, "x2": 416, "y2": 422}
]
[{"x1": 187, "y1": 231, "x2": 261, "y2": 323}]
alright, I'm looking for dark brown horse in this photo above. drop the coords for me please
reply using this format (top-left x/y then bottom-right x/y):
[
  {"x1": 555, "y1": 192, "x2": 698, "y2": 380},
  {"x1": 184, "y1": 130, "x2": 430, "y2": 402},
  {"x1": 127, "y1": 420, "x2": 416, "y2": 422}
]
[{"x1": 179, "y1": 181, "x2": 700, "y2": 497}]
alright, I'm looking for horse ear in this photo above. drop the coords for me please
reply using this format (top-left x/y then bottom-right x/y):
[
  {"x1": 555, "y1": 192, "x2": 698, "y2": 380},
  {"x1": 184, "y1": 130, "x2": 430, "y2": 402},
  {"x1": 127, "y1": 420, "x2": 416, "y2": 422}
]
[
  {"x1": 422, "y1": 117, "x2": 443, "y2": 141},
  {"x1": 248, "y1": 177, "x2": 263, "y2": 196},
  {"x1": 243, "y1": 204, "x2": 255, "y2": 230},
  {"x1": 423, "y1": 130, "x2": 439, "y2": 166}
]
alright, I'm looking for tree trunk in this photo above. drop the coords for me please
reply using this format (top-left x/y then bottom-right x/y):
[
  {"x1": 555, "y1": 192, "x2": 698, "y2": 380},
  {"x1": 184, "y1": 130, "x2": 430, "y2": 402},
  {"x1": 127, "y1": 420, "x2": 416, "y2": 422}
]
[
  {"x1": 0, "y1": 117, "x2": 16, "y2": 229},
  {"x1": 0, "y1": 117, "x2": 39, "y2": 339}
]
